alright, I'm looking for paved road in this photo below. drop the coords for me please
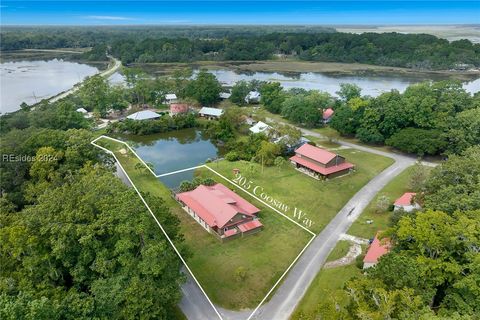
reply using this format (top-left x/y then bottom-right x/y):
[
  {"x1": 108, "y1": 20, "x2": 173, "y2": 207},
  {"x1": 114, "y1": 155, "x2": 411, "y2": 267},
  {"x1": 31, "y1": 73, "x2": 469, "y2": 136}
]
[
  {"x1": 48, "y1": 55, "x2": 121, "y2": 104},
  {"x1": 179, "y1": 121, "x2": 435, "y2": 319}
]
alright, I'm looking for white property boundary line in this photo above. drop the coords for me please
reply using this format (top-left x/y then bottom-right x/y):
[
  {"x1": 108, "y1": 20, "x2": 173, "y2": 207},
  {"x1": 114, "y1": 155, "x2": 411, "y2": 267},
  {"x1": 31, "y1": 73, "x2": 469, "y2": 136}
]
[{"x1": 91, "y1": 135, "x2": 316, "y2": 320}]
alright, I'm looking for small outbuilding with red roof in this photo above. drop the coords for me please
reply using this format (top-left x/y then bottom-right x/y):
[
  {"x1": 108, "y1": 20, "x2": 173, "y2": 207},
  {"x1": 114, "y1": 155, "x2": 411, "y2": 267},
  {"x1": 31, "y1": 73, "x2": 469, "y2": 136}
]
[
  {"x1": 394, "y1": 192, "x2": 421, "y2": 212},
  {"x1": 289, "y1": 144, "x2": 354, "y2": 179},
  {"x1": 322, "y1": 108, "x2": 334, "y2": 123},
  {"x1": 169, "y1": 103, "x2": 190, "y2": 116},
  {"x1": 363, "y1": 233, "x2": 391, "y2": 269},
  {"x1": 176, "y1": 183, "x2": 263, "y2": 241}
]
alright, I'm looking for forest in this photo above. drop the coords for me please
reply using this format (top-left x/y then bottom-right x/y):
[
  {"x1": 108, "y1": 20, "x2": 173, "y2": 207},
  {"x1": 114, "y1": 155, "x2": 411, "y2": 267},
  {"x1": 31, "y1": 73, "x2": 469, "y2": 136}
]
[
  {"x1": 2, "y1": 26, "x2": 479, "y2": 69},
  {"x1": 0, "y1": 98, "x2": 186, "y2": 319}
]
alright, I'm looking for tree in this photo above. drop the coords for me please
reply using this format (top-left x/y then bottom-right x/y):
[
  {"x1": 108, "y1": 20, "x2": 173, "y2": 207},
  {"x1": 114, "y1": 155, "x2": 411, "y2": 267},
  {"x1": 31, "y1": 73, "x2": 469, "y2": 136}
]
[
  {"x1": 445, "y1": 107, "x2": 480, "y2": 155},
  {"x1": 260, "y1": 82, "x2": 286, "y2": 113},
  {"x1": 385, "y1": 128, "x2": 447, "y2": 156},
  {"x1": 375, "y1": 195, "x2": 391, "y2": 213},
  {"x1": 255, "y1": 141, "x2": 281, "y2": 167},
  {"x1": 281, "y1": 91, "x2": 333, "y2": 127},
  {"x1": 408, "y1": 162, "x2": 430, "y2": 192},
  {"x1": 423, "y1": 146, "x2": 480, "y2": 213},
  {"x1": 0, "y1": 167, "x2": 185, "y2": 319},
  {"x1": 79, "y1": 75, "x2": 110, "y2": 115},
  {"x1": 336, "y1": 83, "x2": 361, "y2": 102},
  {"x1": 230, "y1": 81, "x2": 250, "y2": 106},
  {"x1": 185, "y1": 70, "x2": 221, "y2": 106},
  {"x1": 274, "y1": 156, "x2": 287, "y2": 172}
]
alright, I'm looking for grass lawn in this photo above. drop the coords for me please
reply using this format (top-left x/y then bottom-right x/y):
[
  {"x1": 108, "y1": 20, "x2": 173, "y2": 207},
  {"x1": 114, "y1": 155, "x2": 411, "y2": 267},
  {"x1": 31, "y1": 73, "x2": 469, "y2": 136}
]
[
  {"x1": 197, "y1": 148, "x2": 393, "y2": 234},
  {"x1": 290, "y1": 241, "x2": 363, "y2": 320},
  {"x1": 94, "y1": 137, "x2": 312, "y2": 310},
  {"x1": 347, "y1": 165, "x2": 431, "y2": 239},
  {"x1": 325, "y1": 240, "x2": 351, "y2": 262}
]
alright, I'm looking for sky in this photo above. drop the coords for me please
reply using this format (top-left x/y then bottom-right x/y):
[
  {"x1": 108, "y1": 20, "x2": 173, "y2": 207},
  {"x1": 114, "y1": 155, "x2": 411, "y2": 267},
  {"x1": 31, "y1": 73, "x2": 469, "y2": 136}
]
[{"x1": 1, "y1": 1, "x2": 479, "y2": 25}]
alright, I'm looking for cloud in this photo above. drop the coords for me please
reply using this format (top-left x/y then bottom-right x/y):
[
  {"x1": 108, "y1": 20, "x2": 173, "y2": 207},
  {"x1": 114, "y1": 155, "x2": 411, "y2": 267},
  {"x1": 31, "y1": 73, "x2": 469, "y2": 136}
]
[{"x1": 85, "y1": 15, "x2": 135, "y2": 21}]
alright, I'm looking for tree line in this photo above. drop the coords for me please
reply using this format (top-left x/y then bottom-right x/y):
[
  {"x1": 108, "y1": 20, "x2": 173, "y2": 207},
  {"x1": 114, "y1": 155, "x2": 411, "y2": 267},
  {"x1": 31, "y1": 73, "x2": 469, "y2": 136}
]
[
  {"x1": 256, "y1": 80, "x2": 480, "y2": 156},
  {"x1": 2, "y1": 26, "x2": 479, "y2": 70},
  {"x1": 0, "y1": 95, "x2": 185, "y2": 319}
]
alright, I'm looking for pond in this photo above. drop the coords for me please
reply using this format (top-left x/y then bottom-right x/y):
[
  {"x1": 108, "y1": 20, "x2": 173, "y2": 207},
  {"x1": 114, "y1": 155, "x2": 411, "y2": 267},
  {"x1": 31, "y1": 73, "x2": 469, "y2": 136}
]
[
  {"x1": 196, "y1": 68, "x2": 480, "y2": 97},
  {"x1": 0, "y1": 59, "x2": 99, "y2": 113},
  {"x1": 121, "y1": 128, "x2": 223, "y2": 188}
]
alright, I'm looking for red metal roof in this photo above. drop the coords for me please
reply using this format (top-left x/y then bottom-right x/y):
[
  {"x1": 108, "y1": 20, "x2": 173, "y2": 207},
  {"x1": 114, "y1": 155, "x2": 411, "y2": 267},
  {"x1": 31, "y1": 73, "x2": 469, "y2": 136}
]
[
  {"x1": 294, "y1": 144, "x2": 337, "y2": 164},
  {"x1": 323, "y1": 108, "x2": 334, "y2": 120},
  {"x1": 364, "y1": 234, "x2": 391, "y2": 264},
  {"x1": 238, "y1": 219, "x2": 263, "y2": 233},
  {"x1": 224, "y1": 228, "x2": 238, "y2": 237},
  {"x1": 394, "y1": 192, "x2": 416, "y2": 206},
  {"x1": 290, "y1": 155, "x2": 354, "y2": 176},
  {"x1": 177, "y1": 184, "x2": 260, "y2": 228},
  {"x1": 170, "y1": 104, "x2": 189, "y2": 113}
]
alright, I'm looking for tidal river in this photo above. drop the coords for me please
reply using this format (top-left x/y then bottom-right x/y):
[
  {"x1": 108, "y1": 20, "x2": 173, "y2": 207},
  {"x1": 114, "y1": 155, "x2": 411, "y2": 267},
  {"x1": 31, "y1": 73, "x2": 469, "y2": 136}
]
[{"x1": 0, "y1": 59, "x2": 99, "y2": 113}]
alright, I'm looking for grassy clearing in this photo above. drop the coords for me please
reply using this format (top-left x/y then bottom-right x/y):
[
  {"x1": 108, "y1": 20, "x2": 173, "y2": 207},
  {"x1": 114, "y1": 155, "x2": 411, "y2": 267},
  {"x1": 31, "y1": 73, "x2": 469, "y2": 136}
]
[
  {"x1": 290, "y1": 244, "x2": 362, "y2": 320},
  {"x1": 95, "y1": 137, "x2": 312, "y2": 310},
  {"x1": 326, "y1": 240, "x2": 351, "y2": 262},
  {"x1": 196, "y1": 148, "x2": 393, "y2": 234},
  {"x1": 347, "y1": 165, "x2": 433, "y2": 239}
]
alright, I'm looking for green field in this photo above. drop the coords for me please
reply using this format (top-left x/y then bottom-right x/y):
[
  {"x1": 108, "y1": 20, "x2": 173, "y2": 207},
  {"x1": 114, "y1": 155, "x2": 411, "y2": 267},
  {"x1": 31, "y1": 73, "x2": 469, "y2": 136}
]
[
  {"x1": 95, "y1": 137, "x2": 312, "y2": 310},
  {"x1": 290, "y1": 241, "x2": 363, "y2": 320},
  {"x1": 196, "y1": 148, "x2": 393, "y2": 234}
]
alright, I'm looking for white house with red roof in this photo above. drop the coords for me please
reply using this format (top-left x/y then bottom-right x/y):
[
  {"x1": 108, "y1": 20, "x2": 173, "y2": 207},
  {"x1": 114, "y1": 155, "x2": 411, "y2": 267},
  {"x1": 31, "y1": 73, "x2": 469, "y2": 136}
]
[
  {"x1": 363, "y1": 233, "x2": 391, "y2": 269},
  {"x1": 322, "y1": 108, "x2": 334, "y2": 124},
  {"x1": 176, "y1": 183, "x2": 263, "y2": 240},
  {"x1": 394, "y1": 192, "x2": 421, "y2": 212},
  {"x1": 290, "y1": 144, "x2": 354, "y2": 179}
]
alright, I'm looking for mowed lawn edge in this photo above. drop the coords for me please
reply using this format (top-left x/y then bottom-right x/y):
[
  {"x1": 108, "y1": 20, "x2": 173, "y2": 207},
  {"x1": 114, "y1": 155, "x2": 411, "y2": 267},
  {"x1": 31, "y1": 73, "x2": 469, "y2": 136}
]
[{"x1": 94, "y1": 137, "x2": 312, "y2": 310}]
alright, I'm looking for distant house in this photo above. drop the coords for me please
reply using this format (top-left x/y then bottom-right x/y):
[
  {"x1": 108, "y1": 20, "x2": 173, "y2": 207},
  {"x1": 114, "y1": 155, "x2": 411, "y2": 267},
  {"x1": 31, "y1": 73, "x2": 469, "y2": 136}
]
[
  {"x1": 394, "y1": 192, "x2": 421, "y2": 212},
  {"x1": 290, "y1": 144, "x2": 354, "y2": 179},
  {"x1": 244, "y1": 116, "x2": 256, "y2": 126},
  {"x1": 249, "y1": 121, "x2": 272, "y2": 134},
  {"x1": 169, "y1": 103, "x2": 190, "y2": 116},
  {"x1": 274, "y1": 136, "x2": 310, "y2": 153},
  {"x1": 165, "y1": 93, "x2": 178, "y2": 104},
  {"x1": 176, "y1": 183, "x2": 263, "y2": 241},
  {"x1": 245, "y1": 91, "x2": 261, "y2": 104},
  {"x1": 126, "y1": 110, "x2": 161, "y2": 121},
  {"x1": 322, "y1": 108, "x2": 334, "y2": 124},
  {"x1": 76, "y1": 107, "x2": 93, "y2": 119},
  {"x1": 76, "y1": 107, "x2": 88, "y2": 114},
  {"x1": 198, "y1": 107, "x2": 224, "y2": 119},
  {"x1": 363, "y1": 233, "x2": 391, "y2": 269},
  {"x1": 219, "y1": 92, "x2": 232, "y2": 99}
]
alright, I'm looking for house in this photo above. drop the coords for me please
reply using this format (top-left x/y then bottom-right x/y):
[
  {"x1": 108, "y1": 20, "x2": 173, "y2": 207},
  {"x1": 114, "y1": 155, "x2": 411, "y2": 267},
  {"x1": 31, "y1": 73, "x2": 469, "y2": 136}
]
[
  {"x1": 289, "y1": 144, "x2": 354, "y2": 179},
  {"x1": 176, "y1": 183, "x2": 263, "y2": 241},
  {"x1": 245, "y1": 91, "x2": 261, "y2": 104},
  {"x1": 274, "y1": 136, "x2": 310, "y2": 153},
  {"x1": 244, "y1": 116, "x2": 256, "y2": 126},
  {"x1": 76, "y1": 107, "x2": 88, "y2": 114},
  {"x1": 169, "y1": 103, "x2": 190, "y2": 116},
  {"x1": 219, "y1": 92, "x2": 232, "y2": 99},
  {"x1": 363, "y1": 233, "x2": 391, "y2": 269},
  {"x1": 198, "y1": 107, "x2": 224, "y2": 119},
  {"x1": 76, "y1": 107, "x2": 93, "y2": 119},
  {"x1": 249, "y1": 121, "x2": 272, "y2": 134},
  {"x1": 126, "y1": 110, "x2": 161, "y2": 121},
  {"x1": 394, "y1": 192, "x2": 421, "y2": 212},
  {"x1": 322, "y1": 108, "x2": 334, "y2": 124},
  {"x1": 165, "y1": 93, "x2": 178, "y2": 104}
]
